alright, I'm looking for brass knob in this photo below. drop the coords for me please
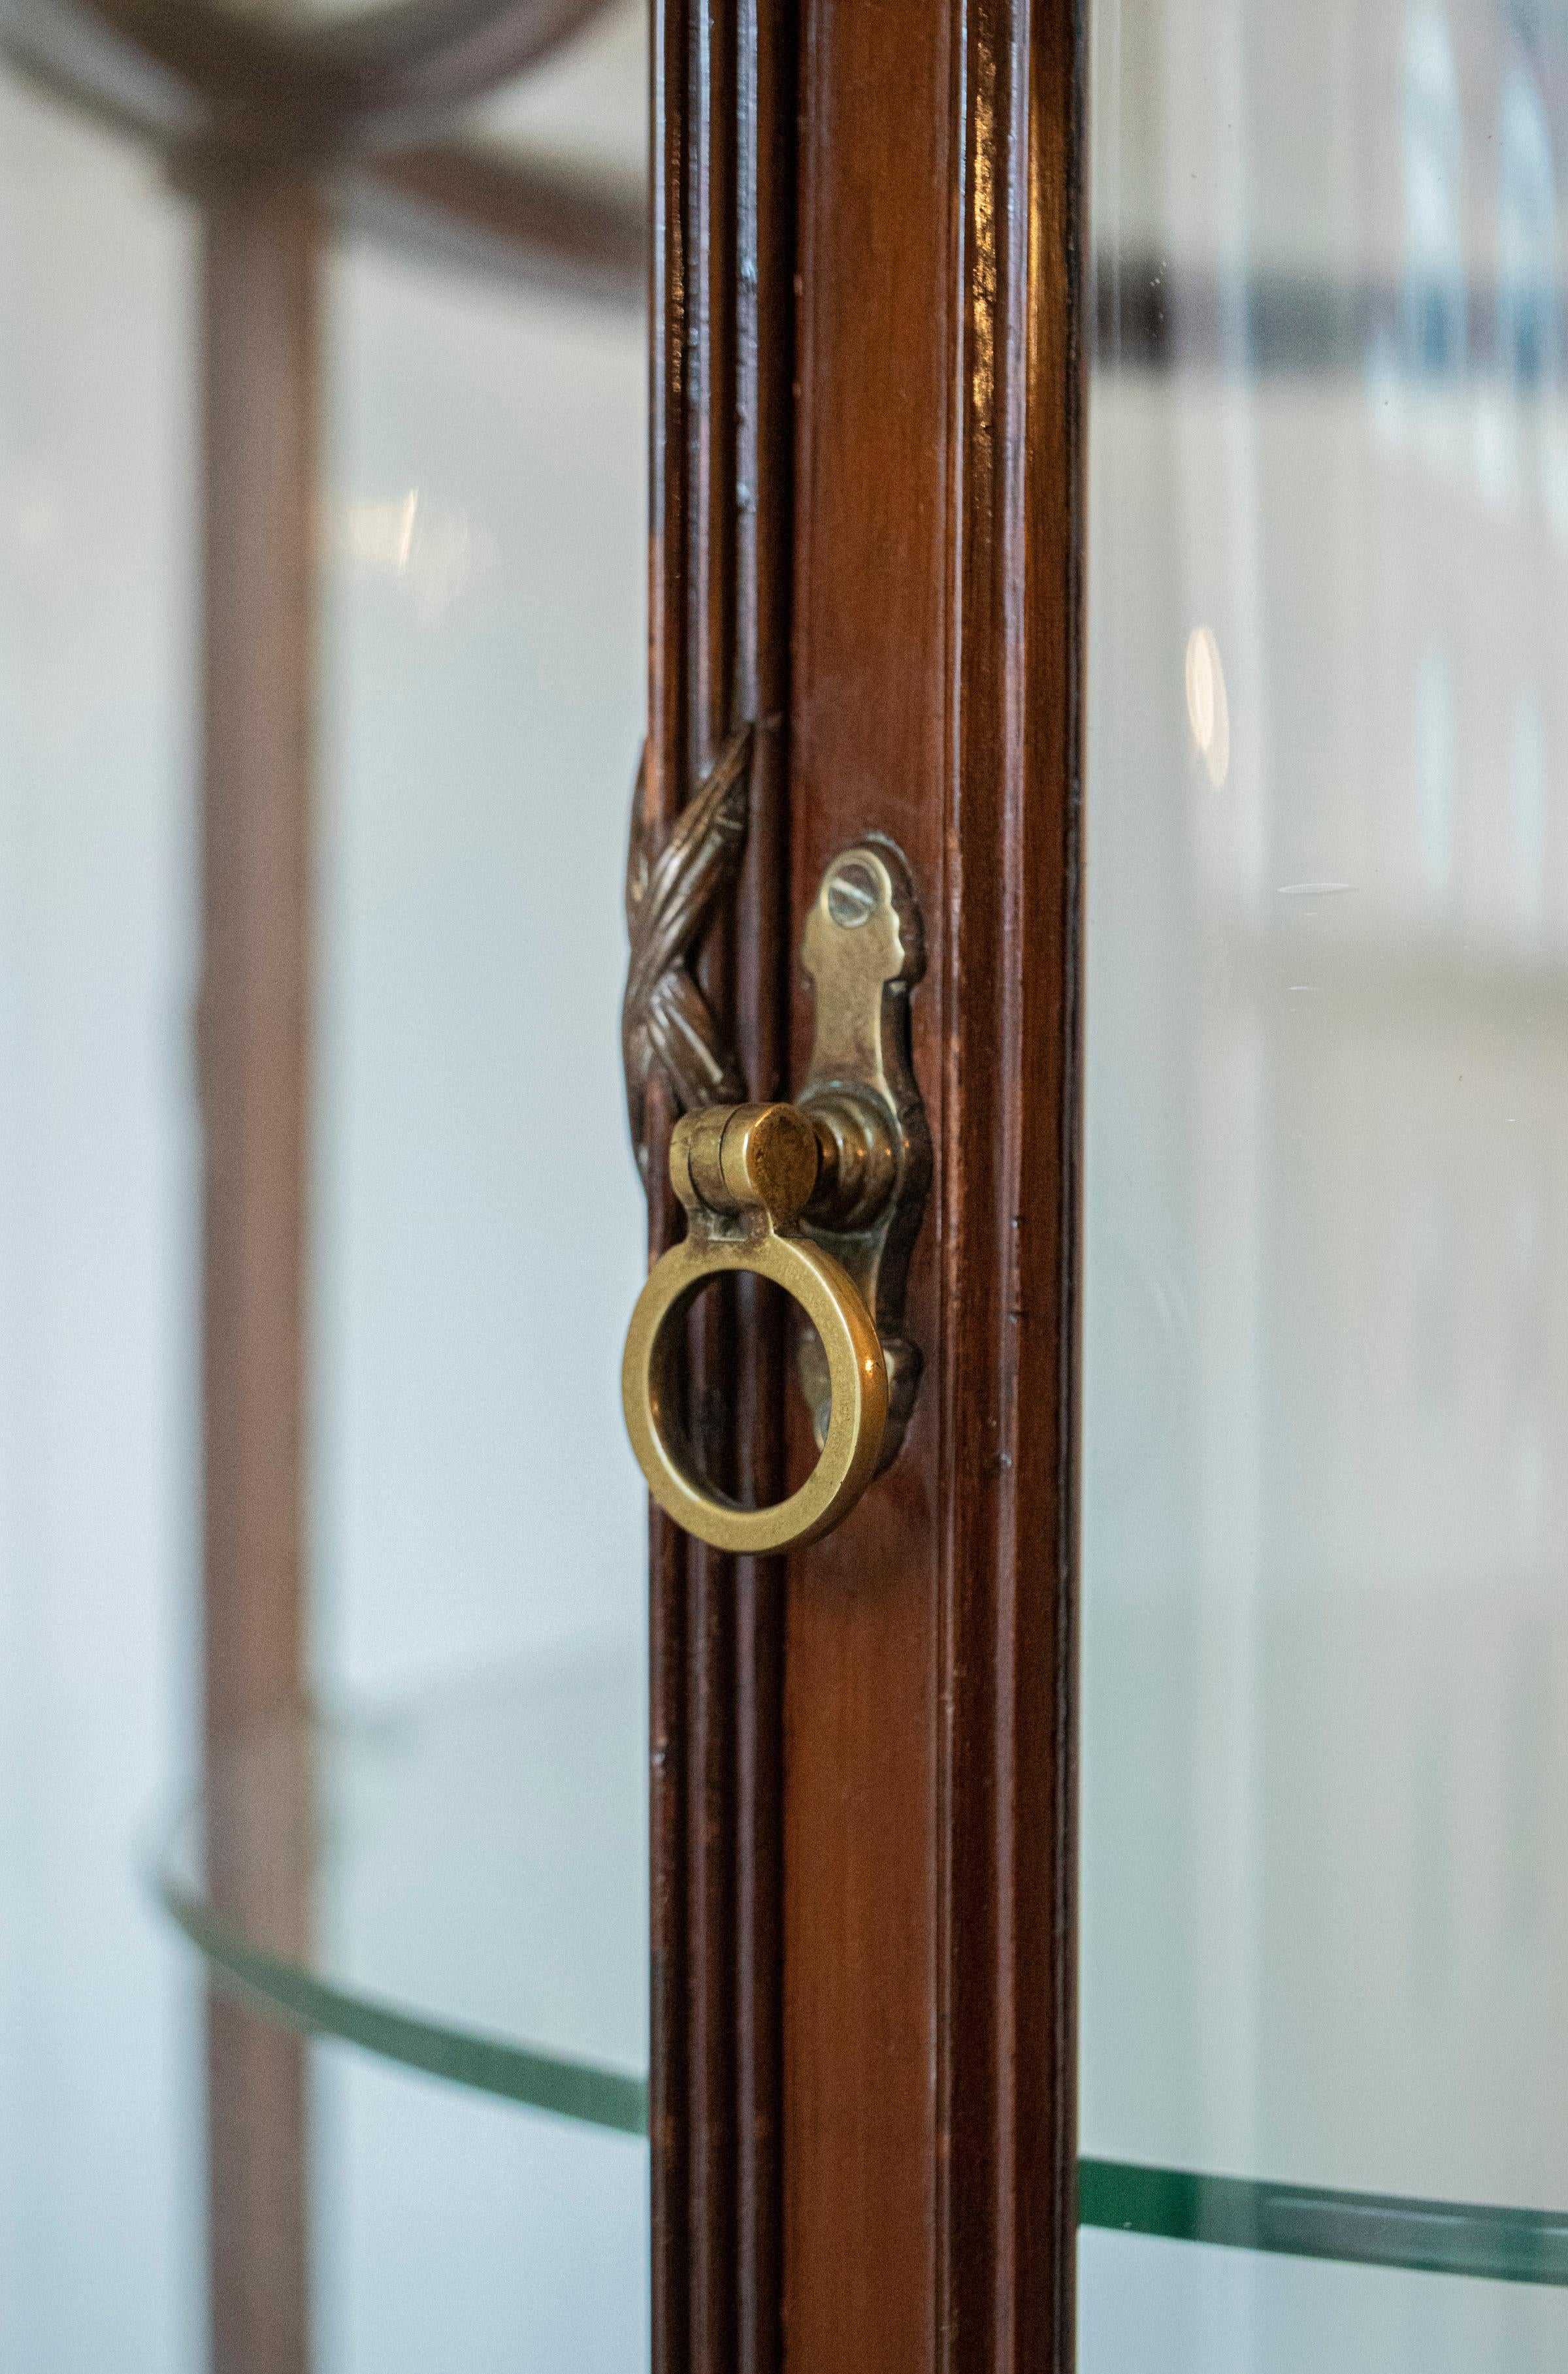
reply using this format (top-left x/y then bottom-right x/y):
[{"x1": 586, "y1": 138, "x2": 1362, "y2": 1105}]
[{"x1": 621, "y1": 1103, "x2": 888, "y2": 1553}]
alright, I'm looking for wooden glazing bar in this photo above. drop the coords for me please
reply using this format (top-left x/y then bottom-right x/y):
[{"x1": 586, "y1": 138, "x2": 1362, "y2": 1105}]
[
  {"x1": 684, "y1": 1, "x2": 740, "y2": 2364},
  {"x1": 730, "y1": 9, "x2": 794, "y2": 2369}
]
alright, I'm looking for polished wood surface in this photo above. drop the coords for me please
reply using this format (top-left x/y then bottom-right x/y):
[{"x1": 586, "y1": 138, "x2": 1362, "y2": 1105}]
[
  {"x1": 647, "y1": 3, "x2": 795, "y2": 2369},
  {"x1": 782, "y1": 3, "x2": 1085, "y2": 2369},
  {"x1": 648, "y1": 0, "x2": 1085, "y2": 2367},
  {"x1": 199, "y1": 168, "x2": 319, "y2": 2374}
]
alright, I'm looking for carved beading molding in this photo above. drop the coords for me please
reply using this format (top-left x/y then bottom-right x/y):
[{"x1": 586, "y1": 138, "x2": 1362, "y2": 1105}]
[{"x1": 622, "y1": 723, "x2": 752, "y2": 1186}]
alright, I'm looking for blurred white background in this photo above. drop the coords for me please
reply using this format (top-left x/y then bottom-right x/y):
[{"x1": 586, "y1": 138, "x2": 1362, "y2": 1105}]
[
  {"x1": 1081, "y1": 0, "x2": 1568, "y2": 2364},
  {"x1": 0, "y1": 12, "x2": 651, "y2": 2363}
]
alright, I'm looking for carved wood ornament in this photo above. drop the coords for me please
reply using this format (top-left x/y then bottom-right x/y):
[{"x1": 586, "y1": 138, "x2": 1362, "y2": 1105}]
[{"x1": 622, "y1": 723, "x2": 753, "y2": 1182}]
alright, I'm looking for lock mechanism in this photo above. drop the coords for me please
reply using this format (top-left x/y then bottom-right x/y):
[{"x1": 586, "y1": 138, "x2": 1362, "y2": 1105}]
[
  {"x1": 793, "y1": 841, "x2": 929, "y2": 1471},
  {"x1": 621, "y1": 840, "x2": 928, "y2": 1553}
]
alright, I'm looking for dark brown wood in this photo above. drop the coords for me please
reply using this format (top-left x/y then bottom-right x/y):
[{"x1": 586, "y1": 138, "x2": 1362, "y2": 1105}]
[
  {"x1": 198, "y1": 167, "x2": 320, "y2": 2374},
  {"x1": 645, "y1": 0, "x2": 1082, "y2": 2364},
  {"x1": 681, "y1": 4, "x2": 740, "y2": 2364},
  {"x1": 781, "y1": 5, "x2": 1085, "y2": 2373},
  {"x1": 729, "y1": 10, "x2": 794, "y2": 2368},
  {"x1": 647, "y1": 3, "x2": 794, "y2": 2372}
]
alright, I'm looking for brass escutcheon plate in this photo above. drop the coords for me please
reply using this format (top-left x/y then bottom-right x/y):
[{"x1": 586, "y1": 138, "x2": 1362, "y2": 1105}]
[
  {"x1": 620, "y1": 846, "x2": 929, "y2": 1556},
  {"x1": 795, "y1": 841, "x2": 930, "y2": 1470},
  {"x1": 622, "y1": 1102, "x2": 889, "y2": 1554}
]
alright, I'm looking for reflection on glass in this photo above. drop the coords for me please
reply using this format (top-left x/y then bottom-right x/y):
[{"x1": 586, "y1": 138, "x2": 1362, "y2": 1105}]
[
  {"x1": 0, "y1": 73, "x2": 203, "y2": 2374},
  {"x1": 210, "y1": 0, "x2": 396, "y2": 20},
  {"x1": 1081, "y1": 2225, "x2": 1568, "y2": 2371},
  {"x1": 0, "y1": 8, "x2": 653, "y2": 2368},
  {"x1": 316, "y1": 214, "x2": 648, "y2": 1700},
  {"x1": 310, "y1": 97, "x2": 650, "y2": 2370},
  {"x1": 1084, "y1": 0, "x2": 1568, "y2": 2349},
  {"x1": 1184, "y1": 625, "x2": 1231, "y2": 786},
  {"x1": 161, "y1": 1645, "x2": 647, "y2": 2122}
]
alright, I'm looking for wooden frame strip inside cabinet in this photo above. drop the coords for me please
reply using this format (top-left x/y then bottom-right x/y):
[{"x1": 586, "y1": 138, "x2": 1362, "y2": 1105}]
[{"x1": 197, "y1": 167, "x2": 319, "y2": 2374}]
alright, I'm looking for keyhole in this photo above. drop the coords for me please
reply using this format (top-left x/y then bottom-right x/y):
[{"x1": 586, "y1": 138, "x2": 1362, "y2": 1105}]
[{"x1": 826, "y1": 858, "x2": 879, "y2": 928}]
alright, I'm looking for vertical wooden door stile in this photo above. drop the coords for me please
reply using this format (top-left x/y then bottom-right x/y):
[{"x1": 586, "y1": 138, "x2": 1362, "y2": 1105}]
[
  {"x1": 782, "y1": 3, "x2": 1085, "y2": 2370},
  {"x1": 730, "y1": 7, "x2": 794, "y2": 2367},
  {"x1": 685, "y1": 4, "x2": 740, "y2": 2357},
  {"x1": 648, "y1": 3, "x2": 794, "y2": 2369},
  {"x1": 943, "y1": 5, "x2": 1086, "y2": 2364}
]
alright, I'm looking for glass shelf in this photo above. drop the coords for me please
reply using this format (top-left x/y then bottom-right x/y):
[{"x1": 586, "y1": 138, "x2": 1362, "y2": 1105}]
[
  {"x1": 155, "y1": 1643, "x2": 648, "y2": 2136},
  {"x1": 1080, "y1": 2161, "x2": 1568, "y2": 2290},
  {"x1": 154, "y1": 1646, "x2": 1568, "y2": 2286}
]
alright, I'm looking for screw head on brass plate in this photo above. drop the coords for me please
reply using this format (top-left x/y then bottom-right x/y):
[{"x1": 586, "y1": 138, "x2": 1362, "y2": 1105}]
[{"x1": 797, "y1": 840, "x2": 929, "y2": 1469}]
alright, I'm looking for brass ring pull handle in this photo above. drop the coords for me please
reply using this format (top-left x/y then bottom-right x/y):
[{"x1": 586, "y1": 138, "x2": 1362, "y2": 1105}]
[{"x1": 622, "y1": 1103, "x2": 888, "y2": 1554}]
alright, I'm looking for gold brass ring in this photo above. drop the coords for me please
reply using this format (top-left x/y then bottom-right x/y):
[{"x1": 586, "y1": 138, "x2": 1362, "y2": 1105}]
[{"x1": 622, "y1": 1226, "x2": 888, "y2": 1556}]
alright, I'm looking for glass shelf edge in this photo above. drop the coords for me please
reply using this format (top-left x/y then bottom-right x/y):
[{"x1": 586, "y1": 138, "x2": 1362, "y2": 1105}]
[
  {"x1": 159, "y1": 1874, "x2": 648, "y2": 2139},
  {"x1": 156, "y1": 1851, "x2": 1568, "y2": 2283},
  {"x1": 1079, "y1": 2158, "x2": 1568, "y2": 2289}
]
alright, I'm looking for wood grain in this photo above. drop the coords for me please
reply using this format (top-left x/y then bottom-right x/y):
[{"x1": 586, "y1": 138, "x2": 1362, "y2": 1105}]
[
  {"x1": 648, "y1": 4, "x2": 795, "y2": 2370},
  {"x1": 783, "y1": 3, "x2": 1085, "y2": 2369},
  {"x1": 729, "y1": 10, "x2": 795, "y2": 2368}
]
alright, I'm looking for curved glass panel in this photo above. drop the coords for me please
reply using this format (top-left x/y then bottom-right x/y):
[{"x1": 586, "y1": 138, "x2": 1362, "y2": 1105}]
[
  {"x1": 314, "y1": 187, "x2": 646, "y2": 1702},
  {"x1": 1084, "y1": 0, "x2": 1568, "y2": 2345},
  {"x1": 462, "y1": 0, "x2": 646, "y2": 189},
  {"x1": 0, "y1": 74, "x2": 204, "y2": 2374},
  {"x1": 305, "y1": 79, "x2": 651, "y2": 2367},
  {"x1": 210, "y1": 0, "x2": 389, "y2": 18},
  {"x1": 0, "y1": 14, "x2": 651, "y2": 2366},
  {"x1": 158, "y1": 1648, "x2": 647, "y2": 2132},
  {"x1": 1081, "y1": 2224, "x2": 1568, "y2": 2369}
]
